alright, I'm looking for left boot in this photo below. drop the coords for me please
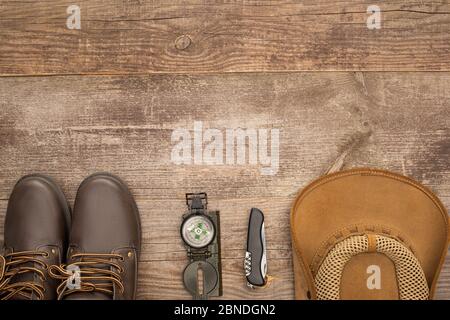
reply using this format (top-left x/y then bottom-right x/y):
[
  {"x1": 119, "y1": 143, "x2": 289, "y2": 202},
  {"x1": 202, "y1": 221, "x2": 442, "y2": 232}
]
[{"x1": 1, "y1": 174, "x2": 71, "y2": 300}]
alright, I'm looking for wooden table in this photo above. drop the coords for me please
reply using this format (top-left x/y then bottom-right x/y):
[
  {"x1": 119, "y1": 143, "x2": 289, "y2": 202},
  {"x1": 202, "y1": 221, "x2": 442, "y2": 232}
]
[{"x1": 0, "y1": 1, "x2": 449, "y2": 300}]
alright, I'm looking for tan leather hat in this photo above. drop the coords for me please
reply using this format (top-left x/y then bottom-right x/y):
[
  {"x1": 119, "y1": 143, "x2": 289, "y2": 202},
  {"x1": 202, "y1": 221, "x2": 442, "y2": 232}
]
[{"x1": 291, "y1": 168, "x2": 449, "y2": 300}]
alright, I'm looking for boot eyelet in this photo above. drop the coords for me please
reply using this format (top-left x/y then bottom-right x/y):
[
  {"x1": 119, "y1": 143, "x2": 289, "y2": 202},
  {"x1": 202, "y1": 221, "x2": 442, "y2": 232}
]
[{"x1": 127, "y1": 251, "x2": 133, "y2": 258}]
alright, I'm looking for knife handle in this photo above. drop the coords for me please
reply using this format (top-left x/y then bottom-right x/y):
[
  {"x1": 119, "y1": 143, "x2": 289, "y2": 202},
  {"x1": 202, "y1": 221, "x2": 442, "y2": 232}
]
[{"x1": 245, "y1": 208, "x2": 267, "y2": 287}]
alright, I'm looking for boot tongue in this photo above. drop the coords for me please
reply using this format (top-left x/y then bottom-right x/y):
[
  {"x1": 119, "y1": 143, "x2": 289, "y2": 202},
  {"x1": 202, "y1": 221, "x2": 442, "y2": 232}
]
[{"x1": 64, "y1": 292, "x2": 111, "y2": 300}]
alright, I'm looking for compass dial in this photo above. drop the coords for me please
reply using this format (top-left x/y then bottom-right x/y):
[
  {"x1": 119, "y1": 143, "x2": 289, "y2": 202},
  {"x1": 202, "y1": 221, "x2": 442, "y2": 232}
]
[{"x1": 181, "y1": 215, "x2": 215, "y2": 248}]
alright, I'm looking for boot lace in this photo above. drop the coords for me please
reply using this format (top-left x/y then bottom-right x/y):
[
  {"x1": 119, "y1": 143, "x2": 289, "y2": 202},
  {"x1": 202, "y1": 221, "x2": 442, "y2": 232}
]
[
  {"x1": 0, "y1": 251, "x2": 49, "y2": 300},
  {"x1": 49, "y1": 253, "x2": 124, "y2": 300}
]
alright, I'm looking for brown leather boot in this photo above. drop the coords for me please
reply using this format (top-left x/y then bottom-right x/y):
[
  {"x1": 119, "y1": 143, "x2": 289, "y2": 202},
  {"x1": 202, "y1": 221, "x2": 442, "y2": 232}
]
[
  {"x1": 49, "y1": 173, "x2": 141, "y2": 300},
  {"x1": 1, "y1": 175, "x2": 71, "y2": 300}
]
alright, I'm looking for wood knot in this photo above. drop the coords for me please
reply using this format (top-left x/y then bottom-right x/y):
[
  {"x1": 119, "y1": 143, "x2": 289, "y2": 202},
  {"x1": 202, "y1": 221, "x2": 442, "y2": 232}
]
[{"x1": 175, "y1": 35, "x2": 192, "y2": 50}]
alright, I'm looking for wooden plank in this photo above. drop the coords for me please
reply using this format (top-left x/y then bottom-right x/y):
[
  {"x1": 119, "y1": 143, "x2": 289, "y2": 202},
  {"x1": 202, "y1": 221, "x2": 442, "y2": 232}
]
[
  {"x1": 0, "y1": 72, "x2": 449, "y2": 299},
  {"x1": 1, "y1": 1, "x2": 450, "y2": 75}
]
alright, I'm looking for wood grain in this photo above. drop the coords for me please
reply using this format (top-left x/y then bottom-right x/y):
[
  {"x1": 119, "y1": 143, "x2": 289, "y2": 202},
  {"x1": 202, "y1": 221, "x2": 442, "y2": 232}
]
[
  {"x1": 0, "y1": 72, "x2": 449, "y2": 299},
  {"x1": 1, "y1": 0, "x2": 450, "y2": 75}
]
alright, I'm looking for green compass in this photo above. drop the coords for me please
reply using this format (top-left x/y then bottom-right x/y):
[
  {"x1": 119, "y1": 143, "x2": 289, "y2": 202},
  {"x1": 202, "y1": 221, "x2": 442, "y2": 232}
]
[
  {"x1": 181, "y1": 215, "x2": 215, "y2": 248},
  {"x1": 180, "y1": 193, "x2": 223, "y2": 300}
]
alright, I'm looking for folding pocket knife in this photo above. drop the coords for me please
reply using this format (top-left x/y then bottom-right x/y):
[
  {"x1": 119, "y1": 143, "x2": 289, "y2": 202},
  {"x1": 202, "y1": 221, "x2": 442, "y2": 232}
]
[{"x1": 244, "y1": 208, "x2": 267, "y2": 288}]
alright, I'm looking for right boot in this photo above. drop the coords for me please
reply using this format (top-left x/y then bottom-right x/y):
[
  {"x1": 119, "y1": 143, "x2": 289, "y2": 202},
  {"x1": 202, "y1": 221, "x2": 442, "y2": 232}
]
[
  {"x1": 49, "y1": 173, "x2": 141, "y2": 300},
  {"x1": 1, "y1": 174, "x2": 71, "y2": 300}
]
